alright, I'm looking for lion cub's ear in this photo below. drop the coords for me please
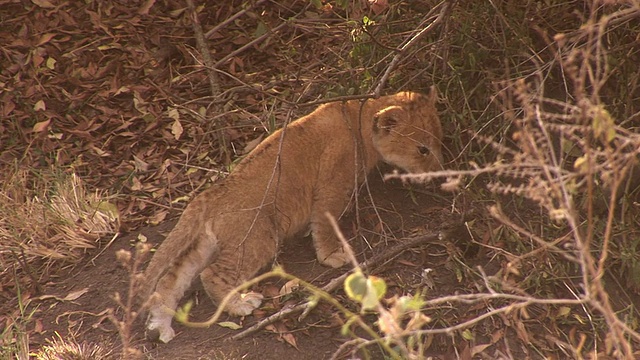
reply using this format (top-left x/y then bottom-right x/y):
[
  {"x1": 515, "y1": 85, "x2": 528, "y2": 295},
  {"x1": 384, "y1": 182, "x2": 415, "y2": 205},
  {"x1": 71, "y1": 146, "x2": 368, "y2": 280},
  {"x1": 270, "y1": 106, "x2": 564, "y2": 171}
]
[{"x1": 373, "y1": 106, "x2": 402, "y2": 133}]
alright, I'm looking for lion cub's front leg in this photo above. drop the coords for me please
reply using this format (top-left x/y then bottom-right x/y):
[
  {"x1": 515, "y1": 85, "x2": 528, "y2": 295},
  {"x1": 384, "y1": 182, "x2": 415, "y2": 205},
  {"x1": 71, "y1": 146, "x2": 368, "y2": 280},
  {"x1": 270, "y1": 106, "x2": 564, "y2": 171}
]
[{"x1": 310, "y1": 198, "x2": 351, "y2": 268}]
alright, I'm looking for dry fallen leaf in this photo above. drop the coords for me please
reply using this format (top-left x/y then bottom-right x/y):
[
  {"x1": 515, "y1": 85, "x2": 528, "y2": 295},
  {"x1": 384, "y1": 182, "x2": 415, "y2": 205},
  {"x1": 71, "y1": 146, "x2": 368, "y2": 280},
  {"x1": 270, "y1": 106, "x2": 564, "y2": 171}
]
[
  {"x1": 33, "y1": 99, "x2": 46, "y2": 111},
  {"x1": 63, "y1": 288, "x2": 89, "y2": 301},
  {"x1": 471, "y1": 343, "x2": 492, "y2": 356},
  {"x1": 171, "y1": 119, "x2": 183, "y2": 140},
  {"x1": 32, "y1": 119, "x2": 51, "y2": 132},
  {"x1": 279, "y1": 279, "x2": 300, "y2": 296},
  {"x1": 31, "y1": 0, "x2": 55, "y2": 8},
  {"x1": 37, "y1": 33, "x2": 56, "y2": 46},
  {"x1": 149, "y1": 210, "x2": 168, "y2": 225},
  {"x1": 133, "y1": 155, "x2": 150, "y2": 172},
  {"x1": 281, "y1": 331, "x2": 298, "y2": 349},
  {"x1": 369, "y1": 0, "x2": 389, "y2": 14},
  {"x1": 137, "y1": 0, "x2": 156, "y2": 15},
  {"x1": 34, "y1": 319, "x2": 44, "y2": 334},
  {"x1": 36, "y1": 288, "x2": 89, "y2": 302},
  {"x1": 167, "y1": 107, "x2": 179, "y2": 120},
  {"x1": 266, "y1": 322, "x2": 298, "y2": 349},
  {"x1": 243, "y1": 134, "x2": 264, "y2": 154}
]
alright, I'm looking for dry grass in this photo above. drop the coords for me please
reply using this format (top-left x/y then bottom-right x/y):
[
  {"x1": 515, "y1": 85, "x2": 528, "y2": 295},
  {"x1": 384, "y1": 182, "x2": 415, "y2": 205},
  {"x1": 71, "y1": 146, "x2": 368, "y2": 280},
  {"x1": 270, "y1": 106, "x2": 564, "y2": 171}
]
[
  {"x1": 0, "y1": 169, "x2": 120, "y2": 291},
  {"x1": 32, "y1": 332, "x2": 111, "y2": 360}
]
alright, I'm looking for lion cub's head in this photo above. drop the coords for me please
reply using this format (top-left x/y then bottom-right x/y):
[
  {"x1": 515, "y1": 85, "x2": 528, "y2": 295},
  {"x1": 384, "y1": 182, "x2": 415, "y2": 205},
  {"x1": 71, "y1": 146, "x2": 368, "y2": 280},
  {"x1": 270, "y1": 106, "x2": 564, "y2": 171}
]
[{"x1": 372, "y1": 90, "x2": 443, "y2": 174}]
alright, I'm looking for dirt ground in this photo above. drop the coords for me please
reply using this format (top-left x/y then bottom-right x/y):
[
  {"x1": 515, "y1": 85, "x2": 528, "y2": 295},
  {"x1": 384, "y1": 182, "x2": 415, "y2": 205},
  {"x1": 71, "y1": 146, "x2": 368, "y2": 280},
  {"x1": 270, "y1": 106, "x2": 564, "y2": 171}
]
[{"x1": 26, "y1": 170, "x2": 479, "y2": 360}]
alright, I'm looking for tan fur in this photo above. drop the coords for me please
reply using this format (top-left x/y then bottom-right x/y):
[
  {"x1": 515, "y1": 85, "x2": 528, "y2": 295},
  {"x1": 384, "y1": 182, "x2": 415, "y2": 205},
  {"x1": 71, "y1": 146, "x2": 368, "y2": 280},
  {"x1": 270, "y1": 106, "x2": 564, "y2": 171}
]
[{"x1": 142, "y1": 90, "x2": 443, "y2": 343}]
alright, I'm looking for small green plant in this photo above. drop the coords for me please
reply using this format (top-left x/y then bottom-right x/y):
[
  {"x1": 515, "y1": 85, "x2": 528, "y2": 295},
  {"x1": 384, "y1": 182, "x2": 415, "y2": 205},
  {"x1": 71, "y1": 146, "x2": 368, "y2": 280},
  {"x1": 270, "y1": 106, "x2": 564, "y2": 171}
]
[
  {"x1": 0, "y1": 274, "x2": 36, "y2": 360},
  {"x1": 341, "y1": 270, "x2": 433, "y2": 359}
]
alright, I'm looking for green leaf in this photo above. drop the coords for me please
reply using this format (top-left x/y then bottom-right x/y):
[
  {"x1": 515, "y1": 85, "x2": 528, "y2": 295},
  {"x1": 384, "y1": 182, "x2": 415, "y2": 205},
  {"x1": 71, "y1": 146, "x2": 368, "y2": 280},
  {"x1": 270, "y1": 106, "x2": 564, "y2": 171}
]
[
  {"x1": 96, "y1": 201, "x2": 120, "y2": 219},
  {"x1": 341, "y1": 316, "x2": 358, "y2": 336},
  {"x1": 556, "y1": 306, "x2": 571, "y2": 318},
  {"x1": 592, "y1": 105, "x2": 616, "y2": 144},
  {"x1": 218, "y1": 321, "x2": 242, "y2": 330},
  {"x1": 462, "y1": 329, "x2": 474, "y2": 340},
  {"x1": 360, "y1": 276, "x2": 386, "y2": 311},
  {"x1": 396, "y1": 294, "x2": 426, "y2": 313},
  {"x1": 306, "y1": 294, "x2": 319, "y2": 308},
  {"x1": 572, "y1": 313, "x2": 587, "y2": 324},
  {"x1": 344, "y1": 271, "x2": 387, "y2": 312},
  {"x1": 561, "y1": 139, "x2": 582, "y2": 157},
  {"x1": 142, "y1": 113, "x2": 155, "y2": 122},
  {"x1": 344, "y1": 271, "x2": 367, "y2": 303},
  {"x1": 455, "y1": 267, "x2": 463, "y2": 283},
  {"x1": 606, "y1": 127, "x2": 616, "y2": 143},
  {"x1": 362, "y1": 15, "x2": 374, "y2": 27},
  {"x1": 254, "y1": 21, "x2": 267, "y2": 38},
  {"x1": 175, "y1": 301, "x2": 193, "y2": 323},
  {"x1": 574, "y1": 155, "x2": 588, "y2": 174},
  {"x1": 46, "y1": 57, "x2": 56, "y2": 70}
]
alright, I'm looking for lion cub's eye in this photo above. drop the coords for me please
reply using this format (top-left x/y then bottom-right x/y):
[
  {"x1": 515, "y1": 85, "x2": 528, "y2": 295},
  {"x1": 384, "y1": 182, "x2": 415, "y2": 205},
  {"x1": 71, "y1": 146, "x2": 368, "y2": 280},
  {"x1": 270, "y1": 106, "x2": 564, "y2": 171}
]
[{"x1": 418, "y1": 146, "x2": 430, "y2": 155}]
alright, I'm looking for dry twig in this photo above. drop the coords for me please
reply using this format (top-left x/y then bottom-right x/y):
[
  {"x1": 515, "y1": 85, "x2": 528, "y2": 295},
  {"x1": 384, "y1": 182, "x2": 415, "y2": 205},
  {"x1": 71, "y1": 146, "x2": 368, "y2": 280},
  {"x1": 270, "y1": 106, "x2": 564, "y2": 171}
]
[
  {"x1": 185, "y1": 0, "x2": 221, "y2": 100},
  {"x1": 204, "y1": 0, "x2": 268, "y2": 39}
]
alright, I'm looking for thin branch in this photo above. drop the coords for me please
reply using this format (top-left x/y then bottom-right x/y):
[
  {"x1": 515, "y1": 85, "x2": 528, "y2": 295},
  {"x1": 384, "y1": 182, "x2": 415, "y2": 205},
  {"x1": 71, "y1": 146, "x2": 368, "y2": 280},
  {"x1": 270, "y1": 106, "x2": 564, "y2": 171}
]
[
  {"x1": 204, "y1": 0, "x2": 268, "y2": 39},
  {"x1": 373, "y1": 1, "x2": 451, "y2": 96},
  {"x1": 184, "y1": 0, "x2": 232, "y2": 162},
  {"x1": 185, "y1": 0, "x2": 222, "y2": 101}
]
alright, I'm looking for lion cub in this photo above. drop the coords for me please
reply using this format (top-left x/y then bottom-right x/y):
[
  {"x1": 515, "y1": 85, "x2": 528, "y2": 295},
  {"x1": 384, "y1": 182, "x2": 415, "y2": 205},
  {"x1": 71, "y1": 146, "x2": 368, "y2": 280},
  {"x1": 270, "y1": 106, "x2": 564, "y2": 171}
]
[{"x1": 142, "y1": 90, "x2": 443, "y2": 343}]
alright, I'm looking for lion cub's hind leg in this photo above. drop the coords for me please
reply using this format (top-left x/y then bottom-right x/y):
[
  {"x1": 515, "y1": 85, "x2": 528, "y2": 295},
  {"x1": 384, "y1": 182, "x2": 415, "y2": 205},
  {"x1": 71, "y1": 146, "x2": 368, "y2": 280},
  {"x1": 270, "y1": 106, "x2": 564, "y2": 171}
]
[
  {"x1": 146, "y1": 234, "x2": 217, "y2": 343},
  {"x1": 199, "y1": 243, "x2": 270, "y2": 316}
]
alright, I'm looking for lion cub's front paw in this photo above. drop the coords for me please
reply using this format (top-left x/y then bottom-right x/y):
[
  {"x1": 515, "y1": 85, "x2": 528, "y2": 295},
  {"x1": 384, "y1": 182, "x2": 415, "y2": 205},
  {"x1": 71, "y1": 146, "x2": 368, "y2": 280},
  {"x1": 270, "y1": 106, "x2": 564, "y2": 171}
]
[
  {"x1": 225, "y1": 291, "x2": 263, "y2": 316},
  {"x1": 146, "y1": 318, "x2": 176, "y2": 343},
  {"x1": 319, "y1": 248, "x2": 350, "y2": 268}
]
